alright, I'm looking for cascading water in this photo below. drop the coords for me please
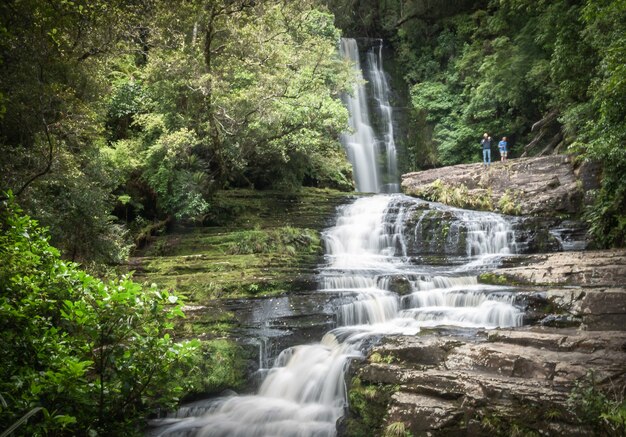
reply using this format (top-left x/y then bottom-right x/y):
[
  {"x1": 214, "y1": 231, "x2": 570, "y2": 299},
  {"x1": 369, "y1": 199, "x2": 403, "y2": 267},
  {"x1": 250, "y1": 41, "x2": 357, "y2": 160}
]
[
  {"x1": 339, "y1": 38, "x2": 380, "y2": 193},
  {"x1": 365, "y1": 40, "x2": 399, "y2": 193},
  {"x1": 150, "y1": 38, "x2": 523, "y2": 437},
  {"x1": 150, "y1": 195, "x2": 523, "y2": 437},
  {"x1": 339, "y1": 38, "x2": 399, "y2": 193}
]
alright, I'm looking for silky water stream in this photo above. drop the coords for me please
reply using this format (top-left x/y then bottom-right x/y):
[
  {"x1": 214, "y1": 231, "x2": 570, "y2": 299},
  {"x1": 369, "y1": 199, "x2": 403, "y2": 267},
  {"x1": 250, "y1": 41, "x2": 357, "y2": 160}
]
[{"x1": 150, "y1": 194, "x2": 523, "y2": 437}]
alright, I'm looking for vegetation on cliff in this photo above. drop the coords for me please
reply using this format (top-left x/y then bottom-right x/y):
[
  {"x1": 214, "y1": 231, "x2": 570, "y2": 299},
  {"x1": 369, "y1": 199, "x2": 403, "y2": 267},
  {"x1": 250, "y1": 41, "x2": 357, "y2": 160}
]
[
  {"x1": 326, "y1": 0, "x2": 626, "y2": 247},
  {"x1": 0, "y1": 195, "x2": 205, "y2": 435}
]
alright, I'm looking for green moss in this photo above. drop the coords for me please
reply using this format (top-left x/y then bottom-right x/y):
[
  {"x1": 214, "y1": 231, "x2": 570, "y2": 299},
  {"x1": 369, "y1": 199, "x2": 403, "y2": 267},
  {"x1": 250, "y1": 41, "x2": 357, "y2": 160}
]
[
  {"x1": 126, "y1": 188, "x2": 353, "y2": 400},
  {"x1": 345, "y1": 377, "x2": 398, "y2": 437},
  {"x1": 370, "y1": 352, "x2": 395, "y2": 364},
  {"x1": 133, "y1": 226, "x2": 323, "y2": 301},
  {"x1": 130, "y1": 188, "x2": 351, "y2": 303},
  {"x1": 182, "y1": 338, "x2": 252, "y2": 397},
  {"x1": 478, "y1": 272, "x2": 512, "y2": 285},
  {"x1": 410, "y1": 180, "x2": 494, "y2": 212}
]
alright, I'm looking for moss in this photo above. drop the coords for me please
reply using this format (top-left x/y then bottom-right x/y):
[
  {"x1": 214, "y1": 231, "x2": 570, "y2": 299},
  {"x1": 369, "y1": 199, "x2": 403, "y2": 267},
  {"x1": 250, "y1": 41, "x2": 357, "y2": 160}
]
[
  {"x1": 130, "y1": 188, "x2": 352, "y2": 303},
  {"x1": 181, "y1": 338, "x2": 252, "y2": 398},
  {"x1": 133, "y1": 226, "x2": 323, "y2": 301},
  {"x1": 370, "y1": 352, "x2": 395, "y2": 364},
  {"x1": 345, "y1": 377, "x2": 398, "y2": 437},
  {"x1": 478, "y1": 272, "x2": 513, "y2": 285},
  {"x1": 410, "y1": 180, "x2": 494, "y2": 212}
]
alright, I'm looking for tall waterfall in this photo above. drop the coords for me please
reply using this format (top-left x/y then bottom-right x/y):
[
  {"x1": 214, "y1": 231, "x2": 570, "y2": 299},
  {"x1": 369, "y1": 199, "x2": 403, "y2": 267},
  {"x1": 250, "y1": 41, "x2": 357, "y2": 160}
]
[
  {"x1": 340, "y1": 38, "x2": 399, "y2": 193},
  {"x1": 365, "y1": 42, "x2": 399, "y2": 192}
]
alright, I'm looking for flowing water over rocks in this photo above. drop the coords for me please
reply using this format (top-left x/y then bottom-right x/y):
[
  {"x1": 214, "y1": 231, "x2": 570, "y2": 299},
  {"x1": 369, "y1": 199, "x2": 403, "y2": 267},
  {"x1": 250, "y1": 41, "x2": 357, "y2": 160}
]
[
  {"x1": 145, "y1": 35, "x2": 626, "y2": 437},
  {"x1": 146, "y1": 36, "x2": 537, "y2": 431},
  {"x1": 149, "y1": 194, "x2": 526, "y2": 437}
]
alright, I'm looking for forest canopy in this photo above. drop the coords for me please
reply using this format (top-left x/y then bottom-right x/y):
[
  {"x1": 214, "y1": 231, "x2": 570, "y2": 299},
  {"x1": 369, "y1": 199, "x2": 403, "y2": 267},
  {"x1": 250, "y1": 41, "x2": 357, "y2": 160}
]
[{"x1": 0, "y1": 0, "x2": 355, "y2": 264}]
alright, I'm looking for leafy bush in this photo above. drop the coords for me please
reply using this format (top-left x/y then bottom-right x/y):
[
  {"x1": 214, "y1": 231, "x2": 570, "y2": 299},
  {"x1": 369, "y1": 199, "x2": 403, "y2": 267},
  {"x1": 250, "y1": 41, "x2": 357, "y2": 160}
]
[
  {"x1": 0, "y1": 194, "x2": 199, "y2": 436},
  {"x1": 567, "y1": 372, "x2": 626, "y2": 436}
]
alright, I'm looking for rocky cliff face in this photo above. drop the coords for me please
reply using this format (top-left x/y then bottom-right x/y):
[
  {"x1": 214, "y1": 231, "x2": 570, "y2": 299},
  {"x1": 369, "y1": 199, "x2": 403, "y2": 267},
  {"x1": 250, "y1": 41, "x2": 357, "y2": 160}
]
[
  {"x1": 343, "y1": 250, "x2": 626, "y2": 436},
  {"x1": 401, "y1": 155, "x2": 601, "y2": 216}
]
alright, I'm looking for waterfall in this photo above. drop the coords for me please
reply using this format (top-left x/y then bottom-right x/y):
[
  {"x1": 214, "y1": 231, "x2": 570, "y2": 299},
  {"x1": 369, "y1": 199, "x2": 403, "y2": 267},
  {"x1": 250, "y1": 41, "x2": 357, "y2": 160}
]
[
  {"x1": 320, "y1": 195, "x2": 522, "y2": 332},
  {"x1": 150, "y1": 35, "x2": 525, "y2": 436},
  {"x1": 149, "y1": 195, "x2": 523, "y2": 437},
  {"x1": 339, "y1": 38, "x2": 399, "y2": 193},
  {"x1": 365, "y1": 41, "x2": 399, "y2": 193}
]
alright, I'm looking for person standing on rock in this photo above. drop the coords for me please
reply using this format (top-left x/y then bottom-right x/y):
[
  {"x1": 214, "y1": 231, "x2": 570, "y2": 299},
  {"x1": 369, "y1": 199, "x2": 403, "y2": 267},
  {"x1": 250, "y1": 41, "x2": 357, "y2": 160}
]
[
  {"x1": 498, "y1": 136, "x2": 508, "y2": 162},
  {"x1": 481, "y1": 133, "x2": 492, "y2": 166}
]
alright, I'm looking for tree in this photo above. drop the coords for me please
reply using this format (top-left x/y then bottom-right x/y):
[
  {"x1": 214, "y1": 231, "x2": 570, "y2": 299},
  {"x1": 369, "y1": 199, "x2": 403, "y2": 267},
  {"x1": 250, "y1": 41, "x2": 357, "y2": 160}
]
[{"x1": 0, "y1": 0, "x2": 148, "y2": 263}]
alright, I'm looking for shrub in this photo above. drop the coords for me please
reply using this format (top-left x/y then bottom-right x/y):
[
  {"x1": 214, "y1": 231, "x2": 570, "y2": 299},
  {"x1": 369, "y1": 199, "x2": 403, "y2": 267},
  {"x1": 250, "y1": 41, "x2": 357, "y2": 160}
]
[{"x1": 0, "y1": 193, "x2": 198, "y2": 436}]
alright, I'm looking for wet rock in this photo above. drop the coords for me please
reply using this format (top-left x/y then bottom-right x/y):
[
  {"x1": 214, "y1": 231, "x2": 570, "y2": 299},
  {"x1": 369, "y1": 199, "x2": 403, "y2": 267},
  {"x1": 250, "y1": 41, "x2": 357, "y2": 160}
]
[
  {"x1": 387, "y1": 392, "x2": 464, "y2": 434},
  {"x1": 491, "y1": 250, "x2": 626, "y2": 287},
  {"x1": 539, "y1": 313, "x2": 582, "y2": 328},
  {"x1": 384, "y1": 275, "x2": 413, "y2": 295},
  {"x1": 488, "y1": 250, "x2": 626, "y2": 331}
]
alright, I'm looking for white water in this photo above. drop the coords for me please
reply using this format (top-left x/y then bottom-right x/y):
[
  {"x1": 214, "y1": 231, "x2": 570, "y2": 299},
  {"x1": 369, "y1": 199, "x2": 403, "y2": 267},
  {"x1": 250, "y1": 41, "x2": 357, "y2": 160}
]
[
  {"x1": 339, "y1": 38, "x2": 399, "y2": 193},
  {"x1": 365, "y1": 41, "x2": 399, "y2": 192},
  {"x1": 339, "y1": 38, "x2": 380, "y2": 193},
  {"x1": 150, "y1": 195, "x2": 522, "y2": 437}
]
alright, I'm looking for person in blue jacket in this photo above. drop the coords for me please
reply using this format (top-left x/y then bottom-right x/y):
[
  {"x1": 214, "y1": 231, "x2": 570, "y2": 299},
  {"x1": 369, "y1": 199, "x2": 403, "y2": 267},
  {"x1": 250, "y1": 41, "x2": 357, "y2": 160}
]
[
  {"x1": 480, "y1": 133, "x2": 492, "y2": 166},
  {"x1": 498, "y1": 136, "x2": 508, "y2": 162}
]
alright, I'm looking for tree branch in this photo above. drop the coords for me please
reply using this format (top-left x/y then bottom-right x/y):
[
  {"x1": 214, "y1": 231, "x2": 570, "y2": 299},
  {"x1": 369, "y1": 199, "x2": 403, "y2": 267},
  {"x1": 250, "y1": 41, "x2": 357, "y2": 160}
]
[
  {"x1": 531, "y1": 110, "x2": 558, "y2": 132},
  {"x1": 1, "y1": 115, "x2": 55, "y2": 202}
]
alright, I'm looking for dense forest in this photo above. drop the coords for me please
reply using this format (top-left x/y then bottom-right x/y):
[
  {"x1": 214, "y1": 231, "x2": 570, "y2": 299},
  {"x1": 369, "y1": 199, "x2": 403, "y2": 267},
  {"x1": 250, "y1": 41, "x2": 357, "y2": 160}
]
[{"x1": 1, "y1": 0, "x2": 625, "y2": 435}]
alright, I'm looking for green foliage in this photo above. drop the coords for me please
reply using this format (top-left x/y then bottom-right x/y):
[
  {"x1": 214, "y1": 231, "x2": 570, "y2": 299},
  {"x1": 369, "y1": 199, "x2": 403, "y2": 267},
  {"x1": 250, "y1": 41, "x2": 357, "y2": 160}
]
[
  {"x1": 182, "y1": 339, "x2": 249, "y2": 396},
  {"x1": 0, "y1": 195, "x2": 199, "y2": 436},
  {"x1": 412, "y1": 180, "x2": 493, "y2": 211},
  {"x1": 325, "y1": 0, "x2": 625, "y2": 246},
  {"x1": 345, "y1": 377, "x2": 398, "y2": 437},
  {"x1": 1, "y1": 0, "x2": 355, "y2": 265},
  {"x1": 497, "y1": 189, "x2": 523, "y2": 215},
  {"x1": 0, "y1": 0, "x2": 147, "y2": 264},
  {"x1": 369, "y1": 352, "x2": 395, "y2": 365},
  {"x1": 567, "y1": 372, "x2": 626, "y2": 436},
  {"x1": 384, "y1": 421, "x2": 412, "y2": 437},
  {"x1": 574, "y1": 0, "x2": 626, "y2": 247}
]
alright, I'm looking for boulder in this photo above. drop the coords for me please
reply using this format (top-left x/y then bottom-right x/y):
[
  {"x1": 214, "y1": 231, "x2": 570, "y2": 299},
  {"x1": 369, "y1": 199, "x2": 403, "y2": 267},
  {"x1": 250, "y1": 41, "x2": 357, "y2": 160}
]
[{"x1": 401, "y1": 155, "x2": 595, "y2": 217}]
